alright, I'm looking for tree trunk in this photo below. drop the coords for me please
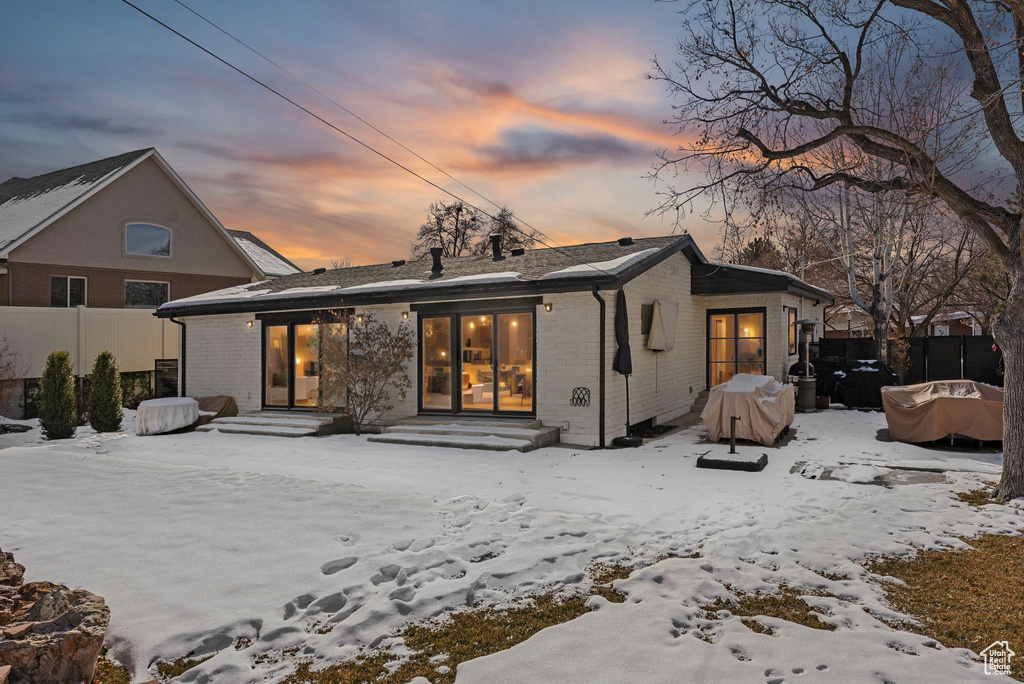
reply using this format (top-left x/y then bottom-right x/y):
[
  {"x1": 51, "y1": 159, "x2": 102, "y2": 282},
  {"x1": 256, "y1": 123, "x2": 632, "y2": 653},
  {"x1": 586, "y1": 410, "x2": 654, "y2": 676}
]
[{"x1": 993, "y1": 271, "x2": 1024, "y2": 502}]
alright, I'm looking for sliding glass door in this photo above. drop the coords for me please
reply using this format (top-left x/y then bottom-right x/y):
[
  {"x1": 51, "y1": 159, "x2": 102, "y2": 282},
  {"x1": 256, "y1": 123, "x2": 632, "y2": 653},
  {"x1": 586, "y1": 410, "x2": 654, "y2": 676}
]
[
  {"x1": 262, "y1": 317, "x2": 347, "y2": 410},
  {"x1": 419, "y1": 309, "x2": 534, "y2": 415}
]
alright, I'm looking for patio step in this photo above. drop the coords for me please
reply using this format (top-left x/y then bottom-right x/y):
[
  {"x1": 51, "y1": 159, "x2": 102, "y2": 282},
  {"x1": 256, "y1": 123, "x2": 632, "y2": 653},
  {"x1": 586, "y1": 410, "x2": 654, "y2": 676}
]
[
  {"x1": 393, "y1": 416, "x2": 543, "y2": 430},
  {"x1": 690, "y1": 390, "x2": 711, "y2": 413},
  {"x1": 195, "y1": 423, "x2": 317, "y2": 438},
  {"x1": 368, "y1": 418, "x2": 559, "y2": 452},
  {"x1": 194, "y1": 411, "x2": 347, "y2": 437}
]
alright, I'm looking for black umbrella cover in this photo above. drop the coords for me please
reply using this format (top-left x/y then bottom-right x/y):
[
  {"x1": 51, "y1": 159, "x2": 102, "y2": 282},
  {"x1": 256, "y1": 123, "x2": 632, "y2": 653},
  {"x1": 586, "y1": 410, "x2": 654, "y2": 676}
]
[{"x1": 612, "y1": 289, "x2": 632, "y2": 375}]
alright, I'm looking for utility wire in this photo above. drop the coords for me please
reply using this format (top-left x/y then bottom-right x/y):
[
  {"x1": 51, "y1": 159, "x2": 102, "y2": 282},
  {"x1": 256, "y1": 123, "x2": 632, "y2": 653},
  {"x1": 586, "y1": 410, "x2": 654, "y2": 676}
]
[{"x1": 120, "y1": 0, "x2": 618, "y2": 278}]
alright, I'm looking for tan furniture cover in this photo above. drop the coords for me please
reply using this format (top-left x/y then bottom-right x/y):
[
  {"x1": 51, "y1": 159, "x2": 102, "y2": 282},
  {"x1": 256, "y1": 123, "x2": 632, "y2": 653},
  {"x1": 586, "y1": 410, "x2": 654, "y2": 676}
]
[
  {"x1": 881, "y1": 381, "x2": 1003, "y2": 442},
  {"x1": 701, "y1": 374, "x2": 795, "y2": 446},
  {"x1": 195, "y1": 396, "x2": 239, "y2": 427},
  {"x1": 646, "y1": 299, "x2": 679, "y2": 351}
]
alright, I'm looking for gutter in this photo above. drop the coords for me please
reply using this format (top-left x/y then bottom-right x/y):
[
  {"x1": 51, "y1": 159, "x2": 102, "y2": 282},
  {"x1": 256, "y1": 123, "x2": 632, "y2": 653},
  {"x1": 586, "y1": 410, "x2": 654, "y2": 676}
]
[
  {"x1": 169, "y1": 317, "x2": 186, "y2": 396},
  {"x1": 591, "y1": 286, "x2": 606, "y2": 448}
]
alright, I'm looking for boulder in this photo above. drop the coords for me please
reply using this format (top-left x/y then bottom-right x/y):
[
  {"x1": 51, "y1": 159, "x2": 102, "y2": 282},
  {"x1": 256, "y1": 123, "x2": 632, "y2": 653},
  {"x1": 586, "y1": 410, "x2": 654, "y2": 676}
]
[{"x1": 0, "y1": 547, "x2": 109, "y2": 684}]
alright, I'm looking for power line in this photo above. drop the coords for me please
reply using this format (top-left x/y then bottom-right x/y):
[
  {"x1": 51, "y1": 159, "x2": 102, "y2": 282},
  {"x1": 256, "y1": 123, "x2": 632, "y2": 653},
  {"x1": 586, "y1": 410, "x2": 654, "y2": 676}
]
[{"x1": 119, "y1": 0, "x2": 617, "y2": 278}]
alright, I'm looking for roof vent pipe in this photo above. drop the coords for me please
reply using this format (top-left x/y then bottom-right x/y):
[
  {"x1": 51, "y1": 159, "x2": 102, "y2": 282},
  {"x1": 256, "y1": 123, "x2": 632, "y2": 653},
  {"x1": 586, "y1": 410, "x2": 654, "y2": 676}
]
[
  {"x1": 489, "y1": 234, "x2": 504, "y2": 261},
  {"x1": 392, "y1": 259, "x2": 406, "y2": 267},
  {"x1": 511, "y1": 248, "x2": 525, "y2": 256},
  {"x1": 618, "y1": 237, "x2": 634, "y2": 246},
  {"x1": 313, "y1": 267, "x2": 326, "y2": 274},
  {"x1": 430, "y1": 247, "x2": 444, "y2": 274}
]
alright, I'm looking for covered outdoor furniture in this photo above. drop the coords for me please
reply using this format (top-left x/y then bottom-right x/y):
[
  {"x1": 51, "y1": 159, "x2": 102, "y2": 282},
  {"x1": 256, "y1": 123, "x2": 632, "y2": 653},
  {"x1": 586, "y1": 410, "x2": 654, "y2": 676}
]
[
  {"x1": 195, "y1": 396, "x2": 238, "y2": 427},
  {"x1": 881, "y1": 380, "x2": 1004, "y2": 443},
  {"x1": 700, "y1": 374, "x2": 795, "y2": 447},
  {"x1": 832, "y1": 360, "x2": 900, "y2": 409},
  {"x1": 136, "y1": 397, "x2": 199, "y2": 436}
]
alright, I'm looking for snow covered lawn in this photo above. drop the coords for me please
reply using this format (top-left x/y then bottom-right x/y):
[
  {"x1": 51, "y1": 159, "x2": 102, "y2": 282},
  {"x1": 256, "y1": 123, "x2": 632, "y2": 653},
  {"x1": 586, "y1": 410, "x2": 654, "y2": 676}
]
[{"x1": 0, "y1": 409, "x2": 1018, "y2": 683}]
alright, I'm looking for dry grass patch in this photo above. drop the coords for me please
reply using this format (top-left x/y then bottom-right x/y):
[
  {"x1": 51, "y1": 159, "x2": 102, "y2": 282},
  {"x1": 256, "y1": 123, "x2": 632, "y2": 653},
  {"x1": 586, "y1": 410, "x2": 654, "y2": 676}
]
[
  {"x1": 868, "y1": 533, "x2": 1024, "y2": 681},
  {"x1": 92, "y1": 648, "x2": 131, "y2": 684},
  {"x1": 955, "y1": 485, "x2": 1002, "y2": 507},
  {"x1": 703, "y1": 585, "x2": 837, "y2": 633},
  {"x1": 279, "y1": 561, "x2": 644, "y2": 684},
  {"x1": 155, "y1": 654, "x2": 215, "y2": 681}
]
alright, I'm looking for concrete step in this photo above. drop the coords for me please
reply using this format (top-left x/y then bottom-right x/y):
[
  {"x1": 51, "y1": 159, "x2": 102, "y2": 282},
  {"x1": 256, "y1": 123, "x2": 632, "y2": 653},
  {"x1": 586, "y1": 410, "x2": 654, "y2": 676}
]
[
  {"x1": 393, "y1": 416, "x2": 543, "y2": 430},
  {"x1": 211, "y1": 416, "x2": 326, "y2": 429},
  {"x1": 196, "y1": 423, "x2": 317, "y2": 438},
  {"x1": 367, "y1": 432, "x2": 534, "y2": 452},
  {"x1": 239, "y1": 411, "x2": 337, "y2": 424},
  {"x1": 385, "y1": 423, "x2": 545, "y2": 439}
]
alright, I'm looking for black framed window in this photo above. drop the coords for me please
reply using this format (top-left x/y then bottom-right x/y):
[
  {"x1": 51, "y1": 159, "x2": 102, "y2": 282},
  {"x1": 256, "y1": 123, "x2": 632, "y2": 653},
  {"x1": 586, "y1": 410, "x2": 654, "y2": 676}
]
[
  {"x1": 787, "y1": 307, "x2": 798, "y2": 355},
  {"x1": 707, "y1": 308, "x2": 766, "y2": 387},
  {"x1": 125, "y1": 280, "x2": 170, "y2": 308},
  {"x1": 50, "y1": 276, "x2": 86, "y2": 307}
]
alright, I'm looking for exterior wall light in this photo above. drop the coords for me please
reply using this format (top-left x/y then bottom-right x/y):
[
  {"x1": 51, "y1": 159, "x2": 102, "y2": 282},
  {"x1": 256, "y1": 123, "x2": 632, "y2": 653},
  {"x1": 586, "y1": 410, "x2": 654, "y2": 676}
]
[
  {"x1": 356, "y1": 313, "x2": 364, "y2": 323},
  {"x1": 247, "y1": 320, "x2": 253, "y2": 328},
  {"x1": 544, "y1": 303, "x2": 553, "y2": 312},
  {"x1": 402, "y1": 311, "x2": 409, "y2": 320}
]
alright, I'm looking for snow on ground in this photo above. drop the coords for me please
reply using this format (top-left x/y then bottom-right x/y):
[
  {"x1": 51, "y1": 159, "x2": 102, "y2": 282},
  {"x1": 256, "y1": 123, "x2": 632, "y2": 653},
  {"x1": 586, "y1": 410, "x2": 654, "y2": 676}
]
[{"x1": 0, "y1": 409, "x2": 1018, "y2": 683}]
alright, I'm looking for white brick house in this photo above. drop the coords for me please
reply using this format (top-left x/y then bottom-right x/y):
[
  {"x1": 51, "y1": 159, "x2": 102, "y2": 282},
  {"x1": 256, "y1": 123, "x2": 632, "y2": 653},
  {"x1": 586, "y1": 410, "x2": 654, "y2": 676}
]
[{"x1": 157, "y1": 235, "x2": 832, "y2": 447}]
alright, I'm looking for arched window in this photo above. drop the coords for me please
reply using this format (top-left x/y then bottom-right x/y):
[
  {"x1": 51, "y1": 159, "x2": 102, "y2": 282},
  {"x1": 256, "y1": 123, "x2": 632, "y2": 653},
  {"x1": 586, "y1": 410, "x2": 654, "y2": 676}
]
[{"x1": 125, "y1": 223, "x2": 171, "y2": 257}]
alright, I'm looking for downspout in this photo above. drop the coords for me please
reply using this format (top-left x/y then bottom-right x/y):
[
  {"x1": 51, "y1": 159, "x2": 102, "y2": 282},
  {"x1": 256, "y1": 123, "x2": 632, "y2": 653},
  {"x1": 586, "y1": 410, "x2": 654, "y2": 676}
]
[
  {"x1": 169, "y1": 317, "x2": 186, "y2": 397},
  {"x1": 591, "y1": 286, "x2": 606, "y2": 448}
]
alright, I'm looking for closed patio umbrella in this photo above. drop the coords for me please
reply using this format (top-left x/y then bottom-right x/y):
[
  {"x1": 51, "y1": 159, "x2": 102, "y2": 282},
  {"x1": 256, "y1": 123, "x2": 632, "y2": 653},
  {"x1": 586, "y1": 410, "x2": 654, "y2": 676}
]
[{"x1": 612, "y1": 289, "x2": 641, "y2": 447}]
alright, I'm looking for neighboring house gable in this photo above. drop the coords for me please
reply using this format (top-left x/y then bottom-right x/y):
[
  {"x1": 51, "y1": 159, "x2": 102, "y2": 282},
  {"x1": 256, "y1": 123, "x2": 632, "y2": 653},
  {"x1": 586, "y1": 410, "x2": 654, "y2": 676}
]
[{"x1": 0, "y1": 149, "x2": 267, "y2": 307}]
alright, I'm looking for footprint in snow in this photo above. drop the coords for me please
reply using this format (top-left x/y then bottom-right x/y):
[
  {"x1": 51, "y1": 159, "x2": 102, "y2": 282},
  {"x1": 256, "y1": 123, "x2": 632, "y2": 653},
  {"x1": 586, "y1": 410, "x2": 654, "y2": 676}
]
[
  {"x1": 283, "y1": 593, "x2": 316, "y2": 620},
  {"x1": 320, "y1": 557, "x2": 357, "y2": 575}
]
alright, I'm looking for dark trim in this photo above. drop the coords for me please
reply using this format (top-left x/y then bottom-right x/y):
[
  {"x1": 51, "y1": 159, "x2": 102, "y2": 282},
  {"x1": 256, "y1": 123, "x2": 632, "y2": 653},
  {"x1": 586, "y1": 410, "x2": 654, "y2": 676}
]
[
  {"x1": 592, "y1": 286, "x2": 606, "y2": 448},
  {"x1": 705, "y1": 307, "x2": 767, "y2": 389},
  {"x1": 156, "y1": 236, "x2": 707, "y2": 319},
  {"x1": 169, "y1": 317, "x2": 185, "y2": 396},
  {"x1": 256, "y1": 308, "x2": 348, "y2": 324},
  {"x1": 416, "y1": 308, "x2": 537, "y2": 417},
  {"x1": 411, "y1": 296, "x2": 542, "y2": 315},
  {"x1": 691, "y1": 263, "x2": 834, "y2": 303}
]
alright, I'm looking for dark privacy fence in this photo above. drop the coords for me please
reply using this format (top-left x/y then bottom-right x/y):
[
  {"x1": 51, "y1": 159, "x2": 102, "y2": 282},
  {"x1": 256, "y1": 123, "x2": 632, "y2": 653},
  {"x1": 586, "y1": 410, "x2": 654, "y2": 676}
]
[
  {"x1": 154, "y1": 359, "x2": 179, "y2": 398},
  {"x1": 815, "y1": 335, "x2": 1004, "y2": 389}
]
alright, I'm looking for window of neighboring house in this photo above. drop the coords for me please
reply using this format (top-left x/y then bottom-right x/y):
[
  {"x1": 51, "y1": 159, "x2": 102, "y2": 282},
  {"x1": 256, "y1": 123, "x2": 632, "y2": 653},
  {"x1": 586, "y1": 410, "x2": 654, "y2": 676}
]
[
  {"x1": 125, "y1": 223, "x2": 171, "y2": 257},
  {"x1": 125, "y1": 280, "x2": 170, "y2": 308},
  {"x1": 50, "y1": 276, "x2": 87, "y2": 307},
  {"x1": 787, "y1": 307, "x2": 798, "y2": 355},
  {"x1": 640, "y1": 303, "x2": 654, "y2": 336}
]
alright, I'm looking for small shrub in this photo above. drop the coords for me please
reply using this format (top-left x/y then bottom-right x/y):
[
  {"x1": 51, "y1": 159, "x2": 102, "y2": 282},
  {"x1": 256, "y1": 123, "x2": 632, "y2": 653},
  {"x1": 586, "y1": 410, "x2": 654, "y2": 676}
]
[
  {"x1": 88, "y1": 351, "x2": 123, "y2": 432},
  {"x1": 120, "y1": 371, "x2": 153, "y2": 409},
  {"x1": 39, "y1": 350, "x2": 76, "y2": 440}
]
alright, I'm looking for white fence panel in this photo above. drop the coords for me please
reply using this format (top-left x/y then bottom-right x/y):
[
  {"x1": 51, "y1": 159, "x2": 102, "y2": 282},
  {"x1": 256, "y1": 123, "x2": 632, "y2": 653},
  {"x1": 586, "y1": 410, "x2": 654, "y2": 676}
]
[{"x1": 0, "y1": 306, "x2": 177, "y2": 378}]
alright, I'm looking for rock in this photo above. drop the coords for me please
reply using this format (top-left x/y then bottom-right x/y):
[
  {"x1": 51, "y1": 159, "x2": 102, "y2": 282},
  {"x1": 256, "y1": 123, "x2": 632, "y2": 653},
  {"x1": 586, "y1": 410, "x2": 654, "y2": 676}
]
[
  {"x1": 0, "y1": 552, "x2": 24, "y2": 586},
  {"x1": 0, "y1": 664, "x2": 11, "y2": 684},
  {"x1": 0, "y1": 547, "x2": 110, "y2": 684},
  {"x1": 2, "y1": 623, "x2": 32, "y2": 639}
]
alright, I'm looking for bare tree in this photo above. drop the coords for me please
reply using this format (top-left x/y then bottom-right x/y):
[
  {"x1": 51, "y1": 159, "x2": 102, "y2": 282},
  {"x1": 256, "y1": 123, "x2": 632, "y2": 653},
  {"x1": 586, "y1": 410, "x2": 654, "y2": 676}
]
[
  {"x1": 474, "y1": 206, "x2": 540, "y2": 255},
  {"x1": 330, "y1": 256, "x2": 355, "y2": 270},
  {"x1": 412, "y1": 200, "x2": 485, "y2": 258},
  {"x1": 650, "y1": 0, "x2": 1024, "y2": 500},
  {"x1": 341, "y1": 312, "x2": 415, "y2": 435}
]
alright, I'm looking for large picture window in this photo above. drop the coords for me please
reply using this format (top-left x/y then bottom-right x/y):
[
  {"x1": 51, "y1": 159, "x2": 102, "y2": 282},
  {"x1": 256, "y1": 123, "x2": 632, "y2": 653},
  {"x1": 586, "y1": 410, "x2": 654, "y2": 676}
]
[
  {"x1": 50, "y1": 276, "x2": 86, "y2": 307},
  {"x1": 125, "y1": 280, "x2": 170, "y2": 308},
  {"x1": 125, "y1": 223, "x2": 171, "y2": 257},
  {"x1": 707, "y1": 308, "x2": 766, "y2": 386}
]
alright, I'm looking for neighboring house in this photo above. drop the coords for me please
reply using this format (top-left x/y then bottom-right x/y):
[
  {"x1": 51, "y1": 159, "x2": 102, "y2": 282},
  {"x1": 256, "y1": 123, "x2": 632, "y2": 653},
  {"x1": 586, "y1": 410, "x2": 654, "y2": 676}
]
[
  {"x1": 157, "y1": 234, "x2": 832, "y2": 447},
  {"x1": 227, "y1": 229, "x2": 302, "y2": 278},
  {"x1": 0, "y1": 148, "x2": 294, "y2": 416},
  {"x1": 908, "y1": 311, "x2": 982, "y2": 337}
]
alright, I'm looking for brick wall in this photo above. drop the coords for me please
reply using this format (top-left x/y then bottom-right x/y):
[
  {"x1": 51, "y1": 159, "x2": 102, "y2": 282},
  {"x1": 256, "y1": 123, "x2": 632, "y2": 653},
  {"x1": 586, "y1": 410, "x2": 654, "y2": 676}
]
[
  {"x1": 7, "y1": 261, "x2": 249, "y2": 308},
  {"x1": 183, "y1": 313, "x2": 262, "y2": 412}
]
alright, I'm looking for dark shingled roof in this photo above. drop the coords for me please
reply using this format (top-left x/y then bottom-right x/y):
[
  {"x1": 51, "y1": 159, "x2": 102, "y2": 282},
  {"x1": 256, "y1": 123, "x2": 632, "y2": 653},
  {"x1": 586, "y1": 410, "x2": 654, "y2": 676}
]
[
  {"x1": 159, "y1": 235, "x2": 704, "y2": 316},
  {"x1": 0, "y1": 148, "x2": 153, "y2": 206}
]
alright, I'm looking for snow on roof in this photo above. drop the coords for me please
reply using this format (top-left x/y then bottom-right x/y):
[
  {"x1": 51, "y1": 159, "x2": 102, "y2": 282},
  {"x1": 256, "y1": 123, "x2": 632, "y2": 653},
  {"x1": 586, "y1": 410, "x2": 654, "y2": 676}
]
[
  {"x1": 540, "y1": 248, "x2": 660, "y2": 278},
  {"x1": 0, "y1": 149, "x2": 152, "y2": 253},
  {"x1": 227, "y1": 230, "x2": 301, "y2": 277},
  {"x1": 234, "y1": 238, "x2": 300, "y2": 276}
]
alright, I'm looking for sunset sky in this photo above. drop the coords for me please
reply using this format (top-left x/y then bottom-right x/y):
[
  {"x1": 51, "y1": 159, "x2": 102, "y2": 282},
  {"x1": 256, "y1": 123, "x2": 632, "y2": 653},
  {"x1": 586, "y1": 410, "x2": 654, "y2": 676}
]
[{"x1": 0, "y1": 1, "x2": 714, "y2": 269}]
